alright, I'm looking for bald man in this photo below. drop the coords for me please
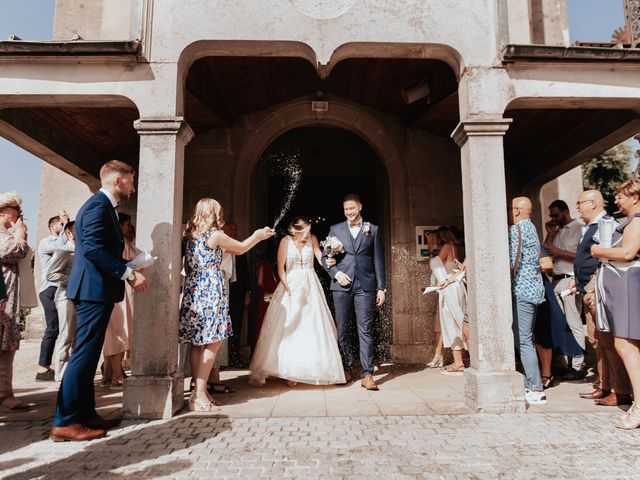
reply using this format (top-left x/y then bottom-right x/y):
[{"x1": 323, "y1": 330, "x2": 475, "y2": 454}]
[
  {"x1": 572, "y1": 190, "x2": 631, "y2": 406},
  {"x1": 508, "y1": 196, "x2": 546, "y2": 405}
]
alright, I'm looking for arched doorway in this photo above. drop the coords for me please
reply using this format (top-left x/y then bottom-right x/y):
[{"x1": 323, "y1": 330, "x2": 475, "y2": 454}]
[{"x1": 249, "y1": 126, "x2": 392, "y2": 362}]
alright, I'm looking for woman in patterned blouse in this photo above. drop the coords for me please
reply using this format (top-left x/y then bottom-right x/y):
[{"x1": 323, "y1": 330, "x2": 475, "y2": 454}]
[{"x1": 0, "y1": 192, "x2": 30, "y2": 411}]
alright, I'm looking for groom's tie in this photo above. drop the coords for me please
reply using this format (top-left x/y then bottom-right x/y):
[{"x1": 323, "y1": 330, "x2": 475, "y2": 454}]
[{"x1": 348, "y1": 221, "x2": 362, "y2": 228}]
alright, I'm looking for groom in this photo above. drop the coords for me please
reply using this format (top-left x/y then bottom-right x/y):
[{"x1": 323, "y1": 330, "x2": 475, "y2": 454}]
[{"x1": 323, "y1": 194, "x2": 386, "y2": 390}]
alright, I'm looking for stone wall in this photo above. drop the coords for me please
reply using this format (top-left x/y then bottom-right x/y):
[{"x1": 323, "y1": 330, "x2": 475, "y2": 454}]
[{"x1": 53, "y1": 0, "x2": 134, "y2": 40}]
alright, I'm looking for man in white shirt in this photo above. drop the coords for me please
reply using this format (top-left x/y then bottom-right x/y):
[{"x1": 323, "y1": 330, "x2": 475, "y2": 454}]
[
  {"x1": 544, "y1": 199, "x2": 584, "y2": 378},
  {"x1": 36, "y1": 211, "x2": 69, "y2": 382}
]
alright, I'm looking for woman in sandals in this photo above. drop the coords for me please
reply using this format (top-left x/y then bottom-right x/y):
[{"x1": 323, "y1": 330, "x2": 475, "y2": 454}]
[
  {"x1": 179, "y1": 198, "x2": 274, "y2": 412},
  {"x1": 430, "y1": 226, "x2": 468, "y2": 376},
  {"x1": 0, "y1": 192, "x2": 30, "y2": 411}
]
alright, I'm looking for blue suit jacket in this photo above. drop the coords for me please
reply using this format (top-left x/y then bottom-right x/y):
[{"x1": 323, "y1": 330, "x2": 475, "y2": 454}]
[
  {"x1": 322, "y1": 220, "x2": 385, "y2": 292},
  {"x1": 67, "y1": 191, "x2": 127, "y2": 304}
]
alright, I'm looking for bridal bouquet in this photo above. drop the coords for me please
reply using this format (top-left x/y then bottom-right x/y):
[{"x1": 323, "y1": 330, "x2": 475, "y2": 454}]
[{"x1": 321, "y1": 235, "x2": 344, "y2": 257}]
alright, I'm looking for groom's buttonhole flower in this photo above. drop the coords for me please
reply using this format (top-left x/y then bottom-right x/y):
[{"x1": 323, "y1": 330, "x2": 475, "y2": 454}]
[{"x1": 362, "y1": 222, "x2": 371, "y2": 236}]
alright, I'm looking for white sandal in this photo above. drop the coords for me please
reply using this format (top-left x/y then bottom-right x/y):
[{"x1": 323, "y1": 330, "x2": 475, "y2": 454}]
[{"x1": 188, "y1": 394, "x2": 220, "y2": 413}]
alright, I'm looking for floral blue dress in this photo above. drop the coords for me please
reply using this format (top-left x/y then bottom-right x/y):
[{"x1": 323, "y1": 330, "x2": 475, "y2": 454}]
[{"x1": 179, "y1": 228, "x2": 232, "y2": 345}]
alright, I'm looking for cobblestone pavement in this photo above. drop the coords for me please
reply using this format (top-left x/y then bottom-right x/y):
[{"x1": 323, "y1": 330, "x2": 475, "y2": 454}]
[
  {"x1": 1, "y1": 412, "x2": 640, "y2": 479},
  {"x1": 4, "y1": 342, "x2": 640, "y2": 479}
]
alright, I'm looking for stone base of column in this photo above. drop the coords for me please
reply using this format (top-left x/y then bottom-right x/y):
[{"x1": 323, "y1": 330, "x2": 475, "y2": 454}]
[
  {"x1": 123, "y1": 372, "x2": 184, "y2": 419},
  {"x1": 464, "y1": 368, "x2": 526, "y2": 413},
  {"x1": 24, "y1": 308, "x2": 46, "y2": 340}
]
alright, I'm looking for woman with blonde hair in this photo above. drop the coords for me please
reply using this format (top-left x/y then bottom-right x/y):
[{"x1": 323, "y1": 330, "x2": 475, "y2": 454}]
[
  {"x1": 179, "y1": 198, "x2": 274, "y2": 412},
  {"x1": 0, "y1": 192, "x2": 30, "y2": 411},
  {"x1": 430, "y1": 226, "x2": 467, "y2": 375},
  {"x1": 591, "y1": 178, "x2": 640, "y2": 429},
  {"x1": 249, "y1": 216, "x2": 345, "y2": 387}
]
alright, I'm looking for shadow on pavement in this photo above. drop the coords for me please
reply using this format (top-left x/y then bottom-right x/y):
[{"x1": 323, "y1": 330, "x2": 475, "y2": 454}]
[{"x1": 3, "y1": 415, "x2": 231, "y2": 480}]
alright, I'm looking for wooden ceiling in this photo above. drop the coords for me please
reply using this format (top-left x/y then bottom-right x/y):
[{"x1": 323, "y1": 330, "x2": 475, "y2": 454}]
[
  {"x1": 0, "y1": 107, "x2": 139, "y2": 178},
  {"x1": 504, "y1": 108, "x2": 639, "y2": 184},
  {"x1": 184, "y1": 56, "x2": 460, "y2": 135}
]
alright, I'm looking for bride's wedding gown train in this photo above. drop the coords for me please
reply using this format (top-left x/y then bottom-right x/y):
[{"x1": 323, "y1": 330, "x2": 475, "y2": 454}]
[{"x1": 250, "y1": 238, "x2": 346, "y2": 385}]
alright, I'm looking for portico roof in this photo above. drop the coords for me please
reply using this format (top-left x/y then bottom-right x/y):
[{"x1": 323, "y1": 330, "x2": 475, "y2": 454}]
[
  {"x1": 502, "y1": 44, "x2": 640, "y2": 64},
  {"x1": 0, "y1": 40, "x2": 139, "y2": 57}
]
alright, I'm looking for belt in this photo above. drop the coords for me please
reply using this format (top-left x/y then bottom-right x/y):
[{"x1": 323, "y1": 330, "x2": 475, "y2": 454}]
[{"x1": 550, "y1": 274, "x2": 573, "y2": 281}]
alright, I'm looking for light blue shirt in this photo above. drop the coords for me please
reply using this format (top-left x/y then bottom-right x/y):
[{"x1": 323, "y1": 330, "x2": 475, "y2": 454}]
[{"x1": 509, "y1": 219, "x2": 544, "y2": 305}]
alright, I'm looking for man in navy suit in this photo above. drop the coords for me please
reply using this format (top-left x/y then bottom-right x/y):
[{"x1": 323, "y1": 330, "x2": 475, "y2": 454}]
[
  {"x1": 50, "y1": 160, "x2": 149, "y2": 442},
  {"x1": 323, "y1": 194, "x2": 386, "y2": 390}
]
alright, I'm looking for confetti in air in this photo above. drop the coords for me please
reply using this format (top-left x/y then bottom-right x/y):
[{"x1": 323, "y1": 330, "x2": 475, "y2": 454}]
[{"x1": 267, "y1": 148, "x2": 303, "y2": 229}]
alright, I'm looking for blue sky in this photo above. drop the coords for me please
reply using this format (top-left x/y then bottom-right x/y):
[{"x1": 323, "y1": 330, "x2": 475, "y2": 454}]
[{"x1": 0, "y1": 0, "x2": 635, "y2": 244}]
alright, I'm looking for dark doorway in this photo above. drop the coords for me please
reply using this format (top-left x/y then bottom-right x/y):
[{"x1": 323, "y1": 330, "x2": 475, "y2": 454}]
[{"x1": 249, "y1": 126, "x2": 391, "y2": 362}]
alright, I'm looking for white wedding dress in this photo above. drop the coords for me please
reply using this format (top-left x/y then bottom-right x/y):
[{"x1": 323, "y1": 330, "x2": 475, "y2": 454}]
[{"x1": 249, "y1": 237, "x2": 346, "y2": 385}]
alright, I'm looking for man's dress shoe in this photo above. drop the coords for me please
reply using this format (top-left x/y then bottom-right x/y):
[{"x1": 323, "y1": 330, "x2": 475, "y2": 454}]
[
  {"x1": 49, "y1": 424, "x2": 106, "y2": 442},
  {"x1": 595, "y1": 393, "x2": 632, "y2": 407},
  {"x1": 579, "y1": 388, "x2": 609, "y2": 400},
  {"x1": 361, "y1": 375, "x2": 379, "y2": 391},
  {"x1": 85, "y1": 415, "x2": 122, "y2": 430}
]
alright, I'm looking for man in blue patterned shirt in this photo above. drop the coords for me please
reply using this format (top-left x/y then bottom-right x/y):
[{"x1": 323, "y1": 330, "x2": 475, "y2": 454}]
[{"x1": 509, "y1": 197, "x2": 546, "y2": 405}]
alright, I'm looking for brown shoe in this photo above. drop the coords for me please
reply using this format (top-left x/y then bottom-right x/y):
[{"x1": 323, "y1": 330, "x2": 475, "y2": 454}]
[
  {"x1": 360, "y1": 375, "x2": 379, "y2": 391},
  {"x1": 85, "y1": 415, "x2": 122, "y2": 430},
  {"x1": 49, "y1": 424, "x2": 106, "y2": 442},
  {"x1": 579, "y1": 388, "x2": 609, "y2": 400},
  {"x1": 595, "y1": 393, "x2": 633, "y2": 407},
  {"x1": 343, "y1": 370, "x2": 352, "y2": 384}
]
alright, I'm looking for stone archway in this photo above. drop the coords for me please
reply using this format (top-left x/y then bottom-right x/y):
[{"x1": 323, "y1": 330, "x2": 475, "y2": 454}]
[
  {"x1": 232, "y1": 97, "x2": 409, "y2": 243},
  {"x1": 230, "y1": 96, "x2": 409, "y2": 362}
]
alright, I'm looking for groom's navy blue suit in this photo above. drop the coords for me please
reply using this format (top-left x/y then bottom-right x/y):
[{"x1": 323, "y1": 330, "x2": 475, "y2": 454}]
[
  {"x1": 323, "y1": 220, "x2": 385, "y2": 378},
  {"x1": 54, "y1": 190, "x2": 127, "y2": 427}
]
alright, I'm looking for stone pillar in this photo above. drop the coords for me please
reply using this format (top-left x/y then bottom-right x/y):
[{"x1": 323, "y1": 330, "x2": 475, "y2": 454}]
[
  {"x1": 123, "y1": 117, "x2": 194, "y2": 419},
  {"x1": 452, "y1": 118, "x2": 525, "y2": 413}
]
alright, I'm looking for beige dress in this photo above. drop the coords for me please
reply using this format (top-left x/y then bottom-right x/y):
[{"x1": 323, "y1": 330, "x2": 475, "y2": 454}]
[
  {"x1": 430, "y1": 256, "x2": 466, "y2": 351},
  {"x1": 0, "y1": 226, "x2": 29, "y2": 352},
  {"x1": 103, "y1": 239, "x2": 138, "y2": 356}
]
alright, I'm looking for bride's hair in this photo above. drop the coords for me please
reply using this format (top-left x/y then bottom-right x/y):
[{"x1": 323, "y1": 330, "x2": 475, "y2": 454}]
[
  {"x1": 184, "y1": 198, "x2": 224, "y2": 241},
  {"x1": 288, "y1": 216, "x2": 311, "y2": 237}
]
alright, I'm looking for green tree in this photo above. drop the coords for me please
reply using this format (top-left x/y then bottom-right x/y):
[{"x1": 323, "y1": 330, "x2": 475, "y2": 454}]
[{"x1": 582, "y1": 143, "x2": 632, "y2": 215}]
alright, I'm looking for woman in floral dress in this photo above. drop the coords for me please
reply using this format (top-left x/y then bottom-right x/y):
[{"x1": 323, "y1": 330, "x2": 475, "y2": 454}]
[
  {"x1": 179, "y1": 198, "x2": 274, "y2": 412},
  {"x1": 0, "y1": 192, "x2": 30, "y2": 411}
]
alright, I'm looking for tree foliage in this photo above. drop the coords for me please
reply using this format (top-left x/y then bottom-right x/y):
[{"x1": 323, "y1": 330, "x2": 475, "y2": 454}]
[{"x1": 582, "y1": 143, "x2": 632, "y2": 214}]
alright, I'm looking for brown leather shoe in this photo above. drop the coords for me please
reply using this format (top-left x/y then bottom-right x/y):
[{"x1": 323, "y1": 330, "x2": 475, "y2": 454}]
[
  {"x1": 360, "y1": 375, "x2": 379, "y2": 391},
  {"x1": 579, "y1": 388, "x2": 609, "y2": 400},
  {"x1": 49, "y1": 424, "x2": 106, "y2": 442},
  {"x1": 85, "y1": 415, "x2": 122, "y2": 430},
  {"x1": 595, "y1": 393, "x2": 632, "y2": 407}
]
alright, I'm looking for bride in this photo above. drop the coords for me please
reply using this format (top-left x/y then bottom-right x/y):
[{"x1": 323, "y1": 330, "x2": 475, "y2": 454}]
[{"x1": 249, "y1": 216, "x2": 346, "y2": 386}]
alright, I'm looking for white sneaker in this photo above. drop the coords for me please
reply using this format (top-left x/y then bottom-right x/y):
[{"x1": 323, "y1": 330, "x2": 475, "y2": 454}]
[{"x1": 525, "y1": 388, "x2": 547, "y2": 405}]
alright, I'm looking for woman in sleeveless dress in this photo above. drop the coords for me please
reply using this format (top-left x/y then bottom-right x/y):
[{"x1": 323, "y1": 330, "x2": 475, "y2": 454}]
[
  {"x1": 179, "y1": 198, "x2": 274, "y2": 412},
  {"x1": 429, "y1": 226, "x2": 467, "y2": 375},
  {"x1": 250, "y1": 216, "x2": 345, "y2": 386},
  {"x1": 591, "y1": 179, "x2": 640, "y2": 429}
]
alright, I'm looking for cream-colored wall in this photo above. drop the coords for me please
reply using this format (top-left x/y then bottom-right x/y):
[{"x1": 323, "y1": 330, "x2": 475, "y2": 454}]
[
  {"x1": 536, "y1": 166, "x2": 584, "y2": 229},
  {"x1": 53, "y1": 0, "x2": 134, "y2": 40}
]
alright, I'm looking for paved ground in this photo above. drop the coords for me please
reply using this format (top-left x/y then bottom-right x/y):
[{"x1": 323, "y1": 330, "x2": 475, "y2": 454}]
[{"x1": 1, "y1": 341, "x2": 639, "y2": 479}]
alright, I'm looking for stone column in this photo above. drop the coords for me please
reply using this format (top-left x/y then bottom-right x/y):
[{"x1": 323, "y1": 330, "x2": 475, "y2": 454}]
[
  {"x1": 123, "y1": 117, "x2": 193, "y2": 419},
  {"x1": 452, "y1": 118, "x2": 526, "y2": 413}
]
